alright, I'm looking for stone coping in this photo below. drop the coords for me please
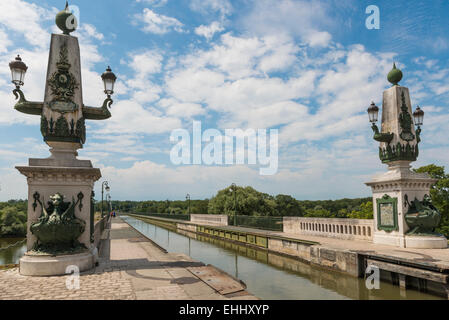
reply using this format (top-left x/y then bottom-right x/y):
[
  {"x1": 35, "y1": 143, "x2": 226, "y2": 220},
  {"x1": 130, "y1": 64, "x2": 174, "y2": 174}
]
[{"x1": 127, "y1": 214, "x2": 319, "y2": 246}]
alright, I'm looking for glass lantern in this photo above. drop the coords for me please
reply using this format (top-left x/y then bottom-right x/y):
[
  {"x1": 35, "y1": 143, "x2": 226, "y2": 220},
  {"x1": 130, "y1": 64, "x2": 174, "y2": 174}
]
[
  {"x1": 101, "y1": 66, "x2": 117, "y2": 97},
  {"x1": 413, "y1": 106, "x2": 424, "y2": 126},
  {"x1": 9, "y1": 55, "x2": 28, "y2": 88},
  {"x1": 367, "y1": 102, "x2": 379, "y2": 123}
]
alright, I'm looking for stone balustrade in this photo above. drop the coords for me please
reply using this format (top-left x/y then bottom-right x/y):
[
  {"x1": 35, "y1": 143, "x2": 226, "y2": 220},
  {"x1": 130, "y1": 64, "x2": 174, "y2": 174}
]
[
  {"x1": 283, "y1": 217, "x2": 374, "y2": 241},
  {"x1": 190, "y1": 214, "x2": 228, "y2": 226}
]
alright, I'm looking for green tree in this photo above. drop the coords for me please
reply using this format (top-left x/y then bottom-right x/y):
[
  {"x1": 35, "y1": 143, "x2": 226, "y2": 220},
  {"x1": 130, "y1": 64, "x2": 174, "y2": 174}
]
[
  {"x1": 347, "y1": 201, "x2": 374, "y2": 219},
  {"x1": 0, "y1": 206, "x2": 27, "y2": 237},
  {"x1": 274, "y1": 195, "x2": 303, "y2": 216},
  {"x1": 208, "y1": 185, "x2": 276, "y2": 216},
  {"x1": 414, "y1": 164, "x2": 449, "y2": 237}
]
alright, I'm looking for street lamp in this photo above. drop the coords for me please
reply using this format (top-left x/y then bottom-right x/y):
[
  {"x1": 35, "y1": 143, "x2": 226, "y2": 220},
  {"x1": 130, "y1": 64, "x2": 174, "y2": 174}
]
[
  {"x1": 106, "y1": 194, "x2": 112, "y2": 214},
  {"x1": 101, "y1": 181, "x2": 110, "y2": 218},
  {"x1": 186, "y1": 194, "x2": 191, "y2": 215},
  {"x1": 9, "y1": 55, "x2": 28, "y2": 89},
  {"x1": 367, "y1": 101, "x2": 393, "y2": 144},
  {"x1": 367, "y1": 101, "x2": 379, "y2": 124},
  {"x1": 231, "y1": 183, "x2": 237, "y2": 226},
  {"x1": 101, "y1": 66, "x2": 117, "y2": 99}
]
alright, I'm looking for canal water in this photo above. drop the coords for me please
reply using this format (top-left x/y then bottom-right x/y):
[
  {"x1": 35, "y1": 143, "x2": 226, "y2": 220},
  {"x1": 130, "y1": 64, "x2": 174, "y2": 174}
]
[
  {"x1": 0, "y1": 238, "x2": 27, "y2": 266},
  {"x1": 122, "y1": 215, "x2": 444, "y2": 300}
]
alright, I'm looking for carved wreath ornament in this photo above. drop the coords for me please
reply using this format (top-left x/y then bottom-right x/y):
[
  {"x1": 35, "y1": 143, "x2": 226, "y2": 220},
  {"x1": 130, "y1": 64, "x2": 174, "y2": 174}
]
[{"x1": 48, "y1": 44, "x2": 79, "y2": 112}]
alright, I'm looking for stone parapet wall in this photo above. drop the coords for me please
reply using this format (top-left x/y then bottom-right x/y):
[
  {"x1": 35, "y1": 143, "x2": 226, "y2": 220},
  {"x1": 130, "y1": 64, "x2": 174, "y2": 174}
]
[
  {"x1": 190, "y1": 214, "x2": 228, "y2": 226},
  {"x1": 93, "y1": 216, "x2": 109, "y2": 249},
  {"x1": 283, "y1": 217, "x2": 374, "y2": 241}
]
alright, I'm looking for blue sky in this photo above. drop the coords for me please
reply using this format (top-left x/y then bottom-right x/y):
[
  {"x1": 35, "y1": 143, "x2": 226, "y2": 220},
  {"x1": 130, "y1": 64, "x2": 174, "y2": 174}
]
[{"x1": 0, "y1": 0, "x2": 448, "y2": 201}]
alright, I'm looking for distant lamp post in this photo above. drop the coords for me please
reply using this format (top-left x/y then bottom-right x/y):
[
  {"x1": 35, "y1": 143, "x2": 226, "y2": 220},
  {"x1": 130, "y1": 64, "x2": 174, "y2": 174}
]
[
  {"x1": 186, "y1": 194, "x2": 191, "y2": 215},
  {"x1": 101, "y1": 66, "x2": 117, "y2": 99},
  {"x1": 106, "y1": 194, "x2": 112, "y2": 213},
  {"x1": 231, "y1": 183, "x2": 237, "y2": 226},
  {"x1": 101, "y1": 181, "x2": 110, "y2": 218},
  {"x1": 9, "y1": 55, "x2": 28, "y2": 89}
]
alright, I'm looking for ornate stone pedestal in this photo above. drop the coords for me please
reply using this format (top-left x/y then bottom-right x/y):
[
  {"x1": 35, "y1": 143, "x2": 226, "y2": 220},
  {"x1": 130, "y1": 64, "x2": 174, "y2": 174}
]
[
  {"x1": 366, "y1": 162, "x2": 447, "y2": 249},
  {"x1": 365, "y1": 66, "x2": 447, "y2": 249},
  {"x1": 16, "y1": 143, "x2": 101, "y2": 276},
  {"x1": 9, "y1": 3, "x2": 116, "y2": 276}
]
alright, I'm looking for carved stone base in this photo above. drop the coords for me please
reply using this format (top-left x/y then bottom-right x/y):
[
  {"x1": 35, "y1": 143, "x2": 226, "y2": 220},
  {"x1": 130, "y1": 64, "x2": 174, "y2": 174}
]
[
  {"x1": 16, "y1": 165, "x2": 101, "y2": 251},
  {"x1": 373, "y1": 233, "x2": 405, "y2": 247},
  {"x1": 29, "y1": 141, "x2": 91, "y2": 168},
  {"x1": 405, "y1": 235, "x2": 448, "y2": 249},
  {"x1": 19, "y1": 250, "x2": 96, "y2": 276},
  {"x1": 366, "y1": 161, "x2": 447, "y2": 249}
]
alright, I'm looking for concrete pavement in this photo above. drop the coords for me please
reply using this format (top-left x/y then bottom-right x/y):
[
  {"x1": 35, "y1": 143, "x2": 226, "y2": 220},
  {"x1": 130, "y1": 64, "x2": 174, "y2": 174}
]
[{"x1": 0, "y1": 218, "x2": 257, "y2": 300}]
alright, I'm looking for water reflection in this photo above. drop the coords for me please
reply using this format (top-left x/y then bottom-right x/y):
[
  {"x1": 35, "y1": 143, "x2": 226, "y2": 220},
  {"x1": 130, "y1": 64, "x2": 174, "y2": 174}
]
[
  {"x1": 123, "y1": 216, "x2": 444, "y2": 300},
  {"x1": 0, "y1": 238, "x2": 27, "y2": 265}
]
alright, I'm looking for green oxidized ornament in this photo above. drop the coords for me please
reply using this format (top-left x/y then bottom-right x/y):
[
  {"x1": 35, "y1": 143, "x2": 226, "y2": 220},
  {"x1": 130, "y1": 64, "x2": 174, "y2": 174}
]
[
  {"x1": 404, "y1": 195, "x2": 441, "y2": 236},
  {"x1": 387, "y1": 63, "x2": 403, "y2": 86},
  {"x1": 30, "y1": 193, "x2": 86, "y2": 255},
  {"x1": 55, "y1": 1, "x2": 77, "y2": 35}
]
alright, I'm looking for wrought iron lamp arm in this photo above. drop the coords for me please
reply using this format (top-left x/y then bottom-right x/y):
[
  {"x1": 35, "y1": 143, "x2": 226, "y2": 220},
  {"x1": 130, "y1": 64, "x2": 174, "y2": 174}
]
[
  {"x1": 371, "y1": 123, "x2": 394, "y2": 144},
  {"x1": 12, "y1": 88, "x2": 43, "y2": 115},
  {"x1": 82, "y1": 97, "x2": 113, "y2": 120}
]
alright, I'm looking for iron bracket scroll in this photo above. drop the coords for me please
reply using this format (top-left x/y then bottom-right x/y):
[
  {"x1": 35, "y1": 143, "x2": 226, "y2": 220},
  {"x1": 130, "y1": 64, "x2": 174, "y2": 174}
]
[
  {"x1": 13, "y1": 88, "x2": 43, "y2": 115},
  {"x1": 82, "y1": 98, "x2": 113, "y2": 120}
]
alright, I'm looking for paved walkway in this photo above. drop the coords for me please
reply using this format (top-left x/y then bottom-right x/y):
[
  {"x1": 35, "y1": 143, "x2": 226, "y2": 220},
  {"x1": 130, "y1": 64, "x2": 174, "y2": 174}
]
[{"x1": 0, "y1": 218, "x2": 256, "y2": 300}]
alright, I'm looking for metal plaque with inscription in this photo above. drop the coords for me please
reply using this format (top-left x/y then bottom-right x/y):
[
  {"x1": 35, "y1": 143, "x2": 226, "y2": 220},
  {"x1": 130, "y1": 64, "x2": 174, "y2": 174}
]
[
  {"x1": 379, "y1": 203, "x2": 394, "y2": 227},
  {"x1": 376, "y1": 195, "x2": 398, "y2": 232}
]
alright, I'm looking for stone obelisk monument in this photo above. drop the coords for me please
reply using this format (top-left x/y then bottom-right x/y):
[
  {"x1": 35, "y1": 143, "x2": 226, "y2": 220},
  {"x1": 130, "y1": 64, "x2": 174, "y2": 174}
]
[
  {"x1": 365, "y1": 65, "x2": 447, "y2": 249},
  {"x1": 9, "y1": 2, "x2": 117, "y2": 275}
]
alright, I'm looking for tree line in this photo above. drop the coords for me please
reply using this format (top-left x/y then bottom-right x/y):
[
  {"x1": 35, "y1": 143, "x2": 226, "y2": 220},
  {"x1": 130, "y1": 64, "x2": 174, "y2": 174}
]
[{"x1": 2, "y1": 164, "x2": 448, "y2": 238}]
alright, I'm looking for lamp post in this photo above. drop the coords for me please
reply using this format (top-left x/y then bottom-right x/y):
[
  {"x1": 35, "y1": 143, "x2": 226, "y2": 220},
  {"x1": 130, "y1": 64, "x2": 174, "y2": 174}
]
[
  {"x1": 367, "y1": 101, "x2": 394, "y2": 144},
  {"x1": 231, "y1": 183, "x2": 237, "y2": 226},
  {"x1": 106, "y1": 194, "x2": 112, "y2": 214},
  {"x1": 9, "y1": 2, "x2": 120, "y2": 276},
  {"x1": 364, "y1": 64, "x2": 447, "y2": 249},
  {"x1": 101, "y1": 66, "x2": 117, "y2": 99},
  {"x1": 9, "y1": 55, "x2": 28, "y2": 89},
  {"x1": 186, "y1": 194, "x2": 191, "y2": 215},
  {"x1": 101, "y1": 181, "x2": 110, "y2": 218}
]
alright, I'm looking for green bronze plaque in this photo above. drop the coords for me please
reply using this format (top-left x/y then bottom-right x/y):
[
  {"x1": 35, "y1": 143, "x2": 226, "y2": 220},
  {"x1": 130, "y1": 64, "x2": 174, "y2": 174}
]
[
  {"x1": 376, "y1": 194, "x2": 398, "y2": 232},
  {"x1": 49, "y1": 101, "x2": 79, "y2": 113}
]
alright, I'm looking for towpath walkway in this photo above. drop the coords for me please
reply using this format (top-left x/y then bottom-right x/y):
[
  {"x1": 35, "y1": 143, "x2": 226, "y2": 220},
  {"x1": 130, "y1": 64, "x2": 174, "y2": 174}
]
[{"x1": 0, "y1": 218, "x2": 256, "y2": 300}]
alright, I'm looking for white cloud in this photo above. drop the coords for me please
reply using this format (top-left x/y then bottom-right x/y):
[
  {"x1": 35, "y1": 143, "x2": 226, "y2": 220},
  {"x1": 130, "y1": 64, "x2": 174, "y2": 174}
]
[
  {"x1": 135, "y1": 8, "x2": 184, "y2": 34},
  {"x1": 195, "y1": 21, "x2": 224, "y2": 40},
  {"x1": 136, "y1": 0, "x2": 168, "y2": 7},
  {"x1": 0, "y1": 28, "x2": 11, "y2": 53},
  {"x1": 93, "y1": 99, "x2": 182, "y2": 135},
  {"x1": 241, "y1": 0, "x2": 334, "y2": 48},
  {"x1": 158, "y1": 98, "x2": 205, "y2": 118},
  {"x1": 0, "y1": 0, "x2": 54, "y2": 48},
  {"x1": 190, "y1": 0, "x2": 232, "y2": 18},
  {"x1": 80, "y1": 24, "x2": 104, "y2": 41}
]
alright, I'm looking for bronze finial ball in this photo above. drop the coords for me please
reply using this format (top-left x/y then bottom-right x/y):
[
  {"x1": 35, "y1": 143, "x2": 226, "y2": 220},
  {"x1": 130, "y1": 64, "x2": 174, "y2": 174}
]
[
  {"x1": 387, "y1": 62, "x2": 403, "y2": 86},
  {"x1": 55, "y1": 1, "x2": 77, "y2": 35}
]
